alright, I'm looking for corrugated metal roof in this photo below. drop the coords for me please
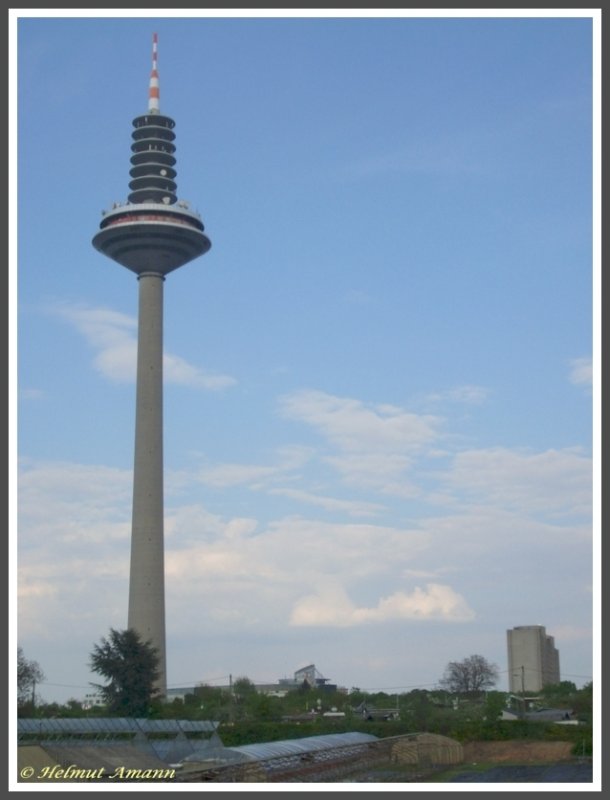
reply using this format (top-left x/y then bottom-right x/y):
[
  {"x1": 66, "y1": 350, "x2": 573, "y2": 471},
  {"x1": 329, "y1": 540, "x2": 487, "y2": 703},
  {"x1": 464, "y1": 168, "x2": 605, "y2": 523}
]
[
  {"x1": 227, "y1": 731, "x2": 378, "y2": 762},
  {"x1": 18, "y1": 718, "x2": 217, "y2": 737}
]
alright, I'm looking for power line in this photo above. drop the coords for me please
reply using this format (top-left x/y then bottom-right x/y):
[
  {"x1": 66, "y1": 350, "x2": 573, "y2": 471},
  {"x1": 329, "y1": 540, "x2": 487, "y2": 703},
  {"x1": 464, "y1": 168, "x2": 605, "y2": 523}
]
[
  {"x1": 38, "y1": 682, "x2": 92, "y2": 689},
  {"x1": 358, "y1": 683, "x2": 439, "y2": 692},
  {"x1": 167, "y1": 676, "x2": 231, "y2": 688}
]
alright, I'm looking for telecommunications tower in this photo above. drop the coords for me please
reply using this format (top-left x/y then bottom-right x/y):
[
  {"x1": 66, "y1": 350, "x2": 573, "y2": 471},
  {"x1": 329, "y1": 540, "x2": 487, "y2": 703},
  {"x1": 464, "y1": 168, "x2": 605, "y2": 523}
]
[{"x1": 92, "y1": 34, "x2": 211, "y2": 695}]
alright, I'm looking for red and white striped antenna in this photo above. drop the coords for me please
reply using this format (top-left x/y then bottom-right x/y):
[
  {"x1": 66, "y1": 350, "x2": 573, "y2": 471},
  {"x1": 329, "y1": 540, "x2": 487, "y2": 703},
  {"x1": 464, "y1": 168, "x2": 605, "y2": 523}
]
[{"x1": 148, "y1": 32, "x2": 160, "y2": 113}]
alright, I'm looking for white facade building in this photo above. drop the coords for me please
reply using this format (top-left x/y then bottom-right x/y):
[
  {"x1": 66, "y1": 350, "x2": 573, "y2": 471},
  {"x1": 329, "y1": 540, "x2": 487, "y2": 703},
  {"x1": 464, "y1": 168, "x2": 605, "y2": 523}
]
[{"x1": 507, "y1": 625, "x2": 560, "y2": 693}]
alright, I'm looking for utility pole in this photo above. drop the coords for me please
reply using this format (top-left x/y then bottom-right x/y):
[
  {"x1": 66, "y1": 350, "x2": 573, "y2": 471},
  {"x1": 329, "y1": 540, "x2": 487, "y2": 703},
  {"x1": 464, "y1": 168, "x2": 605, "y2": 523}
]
[
  {"x1": 229, "y1": 674, "x2": 234, "y2": 724},
  {"x1": 520, "y1": 666, "x2": 526, "y2": 718}
]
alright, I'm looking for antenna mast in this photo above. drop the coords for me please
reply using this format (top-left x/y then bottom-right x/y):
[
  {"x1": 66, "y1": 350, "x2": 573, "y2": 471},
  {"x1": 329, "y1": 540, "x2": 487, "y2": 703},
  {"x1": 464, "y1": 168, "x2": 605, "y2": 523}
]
[{"x1": 149, "y1": 32, "x2": 160, "y2": 114}]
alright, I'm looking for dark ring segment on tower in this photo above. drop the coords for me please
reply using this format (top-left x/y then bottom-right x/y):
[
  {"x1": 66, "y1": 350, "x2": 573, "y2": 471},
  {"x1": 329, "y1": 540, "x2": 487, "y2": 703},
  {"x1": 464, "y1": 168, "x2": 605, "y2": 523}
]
[
  {"x1": 129, "y1": 114, "x2": 178, "y2": 204},
  {"x1": 93, "y1": 202, "x2": 211, "y2": 275}
]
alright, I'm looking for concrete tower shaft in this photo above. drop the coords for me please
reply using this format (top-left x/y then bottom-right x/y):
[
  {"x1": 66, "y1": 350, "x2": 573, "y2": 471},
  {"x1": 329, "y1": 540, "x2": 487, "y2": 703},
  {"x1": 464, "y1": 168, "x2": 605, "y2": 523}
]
[
  {"x1": 128, "y1": 272, "x2": 165, "y2": 687},
  {"x1": 91, "y1": 34, "x2": 211, "y2": 696}
]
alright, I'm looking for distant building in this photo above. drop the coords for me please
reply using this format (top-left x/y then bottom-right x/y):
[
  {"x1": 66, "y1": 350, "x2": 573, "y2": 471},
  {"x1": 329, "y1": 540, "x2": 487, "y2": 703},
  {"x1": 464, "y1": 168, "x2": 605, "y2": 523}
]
[
  {"x1": 507, "y1": 625, "x2": 560, "y2": 693},
  {"x1": 502, "y1": 706, "x2": 575, "y2": 723},
  {"x1": 166, "y1": 664, "x2": 338, "y2": 702},
  {"x1": 166, "y1": 687, "x2": 193, "y2": 702},
  {"x1": 81, "y1": 691, "x2": 105, "y2": 709},
  {"x1": 277, "y1": 664, "x2": 337, "y2": 693}
]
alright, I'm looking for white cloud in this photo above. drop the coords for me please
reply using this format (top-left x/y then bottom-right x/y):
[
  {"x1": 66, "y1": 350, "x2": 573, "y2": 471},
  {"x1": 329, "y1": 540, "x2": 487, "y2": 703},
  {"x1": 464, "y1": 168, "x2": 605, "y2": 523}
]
[
  {"x1": 278, "y1": 389, "x2": 443, "y2": 453},
  {"x1": 15, "y1": 457, "x2": 434, "y2": 638},
  {"x1": 193, "y1": 446, "x2": 314, "y2": 490},
  {"x1": 258, "y1": 517, "x2": 430, "y2": 581},
  {"x1": 569, "y1": 356, "x2": 592, "y2": 389},
  {"x1": 16, "y1": 386, "x2": 594, "y2": 698},
  {"x1": 425, "y1": 385, "x2": 491, "y2": 406},
  {"x1": 18, "y1": 458, "x2": 132, "y2": 544},
  {"x1": 163, "y1": 352, "x2": 236, "y2": 390},
  {"x1": 145, "y1": 514, "x2": 436, "y2": 635},
  {"x1": 277, "y1": 390, "x2": 445, "y2": 497},
  {"x1": 166, "y1": 546, "x2": 254, "y2": 582},
  {"x1": 164, "y1": 516, "x2": 431, "y2": 596},
  {"x1": 53, "y1": 303, "x2": 236, "y2": 389},
  {"x1": 163, "y1": 503, "x2": 238, "y2": 542},
  {"x1": 16, "y1": 459, "x2": 134, "y2": 639},
  {"x1": 325, "y1": 452, "x2": 421, "y2": 497},
  {"x1": 289, "y1": 582, "x2": 475, "y2": 627},
  {"x1": 445, "y1": 447, "x2": 592, "y2": 518},
  {"x1": 416, "y1": 507, "x2": 591, "y2": 570},
  {"x1": 16, "y1": 443, "x2": 593, "y2": 697},
  {"x1": 196, "y1": 462, "x2": 278, "y2": 489},
  {"x1": 268, "y1": 487, "x2": 384, "y2": 518}
]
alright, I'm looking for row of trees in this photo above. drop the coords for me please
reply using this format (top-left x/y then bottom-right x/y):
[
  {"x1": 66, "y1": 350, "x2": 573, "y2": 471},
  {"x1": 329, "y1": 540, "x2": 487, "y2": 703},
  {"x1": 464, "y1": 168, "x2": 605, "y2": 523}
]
[
  {"x1": 18, "y1": 632, "x2": 591, "y2": 727},
  {"x1": 19, "y1": 633, "x2": 500, "y2": 718}
]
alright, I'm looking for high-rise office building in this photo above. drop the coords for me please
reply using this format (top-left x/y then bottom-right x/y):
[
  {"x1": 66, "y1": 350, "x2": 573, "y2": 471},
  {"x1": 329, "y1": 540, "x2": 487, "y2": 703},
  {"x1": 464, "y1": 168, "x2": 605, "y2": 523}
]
[
  {"x1": 92, "y1": 34, "x2": 211, "y2": 695},
  {"x1": 507, "y1": 625, "x2": 560, "y2": 694}
]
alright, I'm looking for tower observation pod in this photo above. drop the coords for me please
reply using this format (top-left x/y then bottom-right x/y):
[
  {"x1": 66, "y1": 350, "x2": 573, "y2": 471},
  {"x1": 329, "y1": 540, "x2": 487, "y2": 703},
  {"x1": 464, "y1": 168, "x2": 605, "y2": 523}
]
[
  {"x1": 92, "y1": 34, "x2": 211, "y2": 697},
  {"x1": 93, "y1": 33, "x2": 210, "y2": 275}
]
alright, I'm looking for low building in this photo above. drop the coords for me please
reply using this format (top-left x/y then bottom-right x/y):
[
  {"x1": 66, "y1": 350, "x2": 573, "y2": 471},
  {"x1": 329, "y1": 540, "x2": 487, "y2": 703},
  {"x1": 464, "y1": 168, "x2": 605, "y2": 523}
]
[
  {"x1": 354, "y1": 702, "x2": 399, "y2": 721},
  {"x1": 277, "y1": 664, "x2": 337, "y2": 693},
  {"x1": 501, "y1": 707, "x2": 575, "y2": 722},
  {"x1": 170, "y1": 664, "x2": 338, "y2": 700}
]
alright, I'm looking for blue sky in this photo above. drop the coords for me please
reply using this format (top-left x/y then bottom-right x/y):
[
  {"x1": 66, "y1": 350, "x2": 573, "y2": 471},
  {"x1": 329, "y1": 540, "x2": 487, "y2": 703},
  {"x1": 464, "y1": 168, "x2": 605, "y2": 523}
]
[{"x1": 12, "y1": 10, "x2": 599, "y2": 707}]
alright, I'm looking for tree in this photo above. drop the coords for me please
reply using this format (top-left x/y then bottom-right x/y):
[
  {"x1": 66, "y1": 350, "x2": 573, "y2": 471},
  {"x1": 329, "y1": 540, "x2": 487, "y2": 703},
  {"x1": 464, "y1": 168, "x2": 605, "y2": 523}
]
[
  {"x1": 89, "y1": 628, "x2": 160, "y2": 716},
  {"x1": 185, "y1": 684, "x2": 231, "y2": 721},
  {"x1": 403, "y1": 689, "x2": 433, "y2": 731},
  {"x1": 540, "y1": 680, "x2": 578, "y2": 704},
  {"x1": 571, "y1": 682, "x2": 593, "y2": 722},
  {"x1": 18, "y1": 647, "x2": 45, "y2": 708},
  {"x1": 484, "y1": 690, "x2": 508, "y2": 722},
  {"x1": 439, "y1": 654, "x2": 499, "y2": 695},
  {"x1": 231, "y1": 676, "x2": 258, "y2": 721},
  {"x1": 232, "y1": 676, "x2": 257, "y2": 703}
]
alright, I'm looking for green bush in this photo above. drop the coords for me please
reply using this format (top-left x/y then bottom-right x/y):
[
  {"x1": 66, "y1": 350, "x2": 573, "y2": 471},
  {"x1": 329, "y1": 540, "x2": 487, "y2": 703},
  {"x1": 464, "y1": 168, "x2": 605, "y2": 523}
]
[{"x1": 571, "y1": 733, "x2": 592, "y2": 757}]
